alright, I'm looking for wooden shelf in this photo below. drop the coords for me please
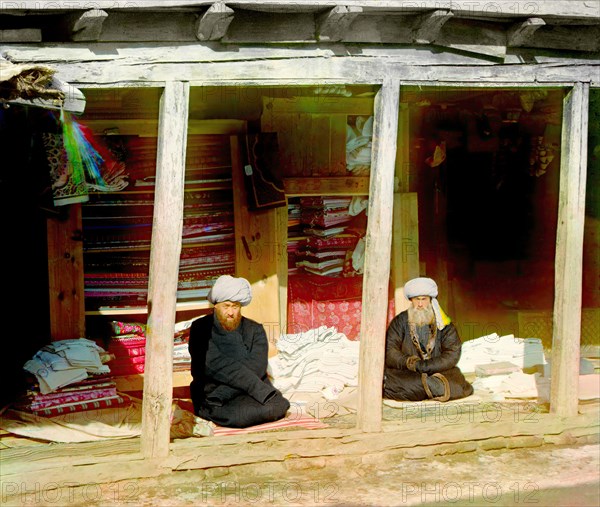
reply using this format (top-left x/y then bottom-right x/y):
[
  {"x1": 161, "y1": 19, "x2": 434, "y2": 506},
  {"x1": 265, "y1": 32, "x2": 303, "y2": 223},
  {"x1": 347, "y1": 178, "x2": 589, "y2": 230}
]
[
  {"x1": 87, "y1": 180, "x2": 232, "y2": 196},
  {"x1": 284, "y1": 176, "x2": 369, "y2": 196},
  {"x1": 82, "y1": 118, "x2": 246, "y2": 137},
  {"x1": 86, "y1": 300, "x2": 211, "y2": 316},
  {"x1": 84, "y1": 239, "x2": 233, "y2": 254},
  {"x1": 114, "y1": 370, "x2": 192, "y2": 392}
]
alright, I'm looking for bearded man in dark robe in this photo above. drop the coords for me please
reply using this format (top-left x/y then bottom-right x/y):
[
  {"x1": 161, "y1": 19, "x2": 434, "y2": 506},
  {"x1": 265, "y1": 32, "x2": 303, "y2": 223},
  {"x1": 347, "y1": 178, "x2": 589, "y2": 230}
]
[
  {"x1": 189, "y1": 275, "x2": 290, "y2": 427},
  {"x1": 383, "y1": 277, "x2": 473, "y2": 402}
]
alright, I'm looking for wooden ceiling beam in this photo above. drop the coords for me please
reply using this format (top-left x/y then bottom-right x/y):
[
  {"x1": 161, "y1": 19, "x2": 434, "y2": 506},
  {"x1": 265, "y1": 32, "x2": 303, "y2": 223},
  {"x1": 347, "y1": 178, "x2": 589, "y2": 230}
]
[
  {"x1": 0, "y1": 29, "x2": 42, "y2": 43},
  {"x1": 526, "y1": 25, "x2": 600, "y2": 53},
  {"x1": 66, "y1": 9, "x2": 108, "y2": 42},
  {"x1": 195, "y1": 2, "x2": 234, "y2": 41},
  {"x1": 1, "y1": 1, "x2": 599, "y2": 22},
  {"x1": 411, "y1": 9, "x2": 454, "y2": 44},
  {"x1": 507, "y1": 17, "x2": 546, "y2": 47},
  {"x1": 315, "y1": 6, "x2": 362, "y2": 42}
]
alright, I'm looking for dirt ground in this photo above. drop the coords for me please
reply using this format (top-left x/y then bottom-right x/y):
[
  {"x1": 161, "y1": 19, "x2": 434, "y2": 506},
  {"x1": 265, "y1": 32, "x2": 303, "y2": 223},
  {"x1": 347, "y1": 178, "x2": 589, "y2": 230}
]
[{"x1": 3, "y1": 442, "x2": 598, "y2": 507}]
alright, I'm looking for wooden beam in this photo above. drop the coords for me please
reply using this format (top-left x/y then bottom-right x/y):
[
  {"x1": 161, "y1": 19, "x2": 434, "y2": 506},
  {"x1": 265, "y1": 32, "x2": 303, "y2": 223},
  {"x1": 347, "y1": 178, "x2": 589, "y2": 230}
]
[
  {"x1": 46, "y1": 205, "x2": 85, "y2": 341},
  {"x1": 392, "y1": 193, "x2": 420, "y2": 315},
  {"x1": 432, "y1": 18, "x2": 507, "y2": 59},
  {"x1": 507, "y1": 17, "x2": 546, "y2": 47},
  {"x1": 0, "y1": 28, "x2": 41, "y2": 42},
  {"x1": 284, "y1": 177, "x2": 369, "y2": 196},
  {"x1": 2, "y1": 1, "x2": 599, "y2": 21},
  {"x1": 315, "y1": 5, "x2": 362, "y2": 42},
  {"x1": 141, "y1": 81, "x2": 190, "y2": 459},
  {"x1": 550, "y1": 82, "x2": 589, "y2": 417},
  {"x1": 357, "y1": 77, "x2": 400, "y2": 432},
  {"x1": 394, "y1": 103, "x2": 411, "y2": 192},
  {"x1": 66, "y1": 9, "x2": 108, "y2": 42},
  {"x1": 81, "y1": 119, "x2": 245, "y2": 137},
  {"x1": 412, "y1": 9, "x2": 453, "y2": 44},
  {"x1": 527, "y1": 25, "x2": 600, "y2": 53},
  {"x1": 23, "y1": 60, "x2": 600, "y2": 87},
  {"x1": 4, "y1": 45, "x2": 600, "y2": 85},
  {"x1": 195, "y1": 2, "x2": 234, "y2": 41}
]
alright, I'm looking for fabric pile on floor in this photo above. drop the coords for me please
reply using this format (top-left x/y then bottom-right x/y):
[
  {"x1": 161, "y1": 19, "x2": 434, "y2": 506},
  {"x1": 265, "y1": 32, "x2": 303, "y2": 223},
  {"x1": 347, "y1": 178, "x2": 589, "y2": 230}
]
[
  {"x1": 457, "y1": 333, "x2": 547, "y2": 374},
  {"x1": 24, "y1": 338, "x2": 110, "y2": 394},
  {"x1": 458, "y1": 332, "x2": 599, "y2": 402},
  {"x1": 269, "y1": 326, "x2": 360, "y2": 400},
  {"x1": 21, "y1": 338, "x2": 129, "y2": 416}
]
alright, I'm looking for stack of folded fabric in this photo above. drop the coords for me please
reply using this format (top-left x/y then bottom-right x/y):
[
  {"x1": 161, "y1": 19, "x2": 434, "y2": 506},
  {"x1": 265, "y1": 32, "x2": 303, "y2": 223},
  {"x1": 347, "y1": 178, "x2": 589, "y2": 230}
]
[
  {"x1": 295, "y1": 235, "x2": 359, "y2": 277},
  {"x1": 291, "y1": 196, "x2": 367, "y2": 277},
  {"x1": 106, "y1": 319, "x2": 198, "y2": 376},
  {"x1": 457, "y1": 333, "x2": 547, "y2": 374},
  {"x1": 172, "y1": 319, "x2": 193, "y2": 372},
  {"x1": 269, "y1": 326, "x2": 360, "y2": 399},
  {"x1": 23, "y1": 338, "x2": 111, "y2": 394},
  {"x1": 177, "y1": 244, "x2": 235, "y2": 302},
  {"x1": 21, "y1": 339, "x2": 129, "y2": 417},
  {"x1": 300, "y1": 196, "x2": 353, "y2": 238},
  {"x1": 25, "y1": 377, "x2": 127, "y2": 417},
  {"x1": 106, "y1": 321, "x2": 147, "y2": 376}
]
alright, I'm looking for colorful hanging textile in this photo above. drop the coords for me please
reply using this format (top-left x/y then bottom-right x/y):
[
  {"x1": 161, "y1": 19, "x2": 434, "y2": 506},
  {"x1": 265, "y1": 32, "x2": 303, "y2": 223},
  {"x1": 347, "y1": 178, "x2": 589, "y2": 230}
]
[{"x1": 43, "y1": 110, "x2": 128, "y2": 206}]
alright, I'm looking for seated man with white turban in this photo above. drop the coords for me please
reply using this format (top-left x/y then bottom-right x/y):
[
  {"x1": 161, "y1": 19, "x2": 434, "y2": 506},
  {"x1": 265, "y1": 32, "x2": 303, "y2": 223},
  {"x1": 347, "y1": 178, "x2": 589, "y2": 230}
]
[
  {"x1": 188, "y1": 275, "x2": 290, "y2": 427},
  {"x1": 383, "y1": 277, "x2": 473, "y2": 402}
]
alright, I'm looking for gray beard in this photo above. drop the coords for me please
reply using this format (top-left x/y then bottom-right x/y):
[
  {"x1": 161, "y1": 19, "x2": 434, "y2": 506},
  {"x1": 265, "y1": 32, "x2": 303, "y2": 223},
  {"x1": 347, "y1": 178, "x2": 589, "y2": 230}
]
[{"x1": 408, "y1": 306, "x2": 435, "y2": 327}]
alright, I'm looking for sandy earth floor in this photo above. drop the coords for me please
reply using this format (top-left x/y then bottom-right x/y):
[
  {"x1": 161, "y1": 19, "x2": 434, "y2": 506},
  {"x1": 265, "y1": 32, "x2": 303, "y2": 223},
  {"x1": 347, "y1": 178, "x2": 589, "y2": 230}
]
[{"x1": 3, "y1": 442, "x2": 598, "y2": 507}]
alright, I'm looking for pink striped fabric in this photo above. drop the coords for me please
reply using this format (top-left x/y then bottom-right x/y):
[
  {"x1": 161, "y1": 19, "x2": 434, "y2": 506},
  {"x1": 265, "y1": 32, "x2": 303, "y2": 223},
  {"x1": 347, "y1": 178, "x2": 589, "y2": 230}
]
[{"x1": 213, "y1": 415, "x2": 328, "y2": 436}]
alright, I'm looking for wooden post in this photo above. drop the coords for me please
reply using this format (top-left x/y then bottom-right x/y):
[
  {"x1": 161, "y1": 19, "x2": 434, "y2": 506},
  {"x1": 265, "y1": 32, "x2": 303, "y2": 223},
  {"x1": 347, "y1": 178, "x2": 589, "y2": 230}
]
[
  {"x1": 391, "y1": 104, "x2": 420, "y2": 314},
  {"x1": 141, "y1": 81, "x2": 189, "y2": 458},
  {"x1": 357, "y1": 78, "x2": 400, "y2": 432},
  {"x1": 392, "y1": 193, "x2": 420, "y2": 314},
  {"x1": 550, "y1": 82, "x2": 589, "y2": 417},
  {"x1": 47, "y1": 204, "x2": 85, "y2": 341}
]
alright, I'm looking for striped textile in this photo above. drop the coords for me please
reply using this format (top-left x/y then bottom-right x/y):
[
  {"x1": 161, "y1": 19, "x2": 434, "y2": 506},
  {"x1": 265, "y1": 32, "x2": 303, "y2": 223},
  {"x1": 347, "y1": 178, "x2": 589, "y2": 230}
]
[{"x1": 212, "y1": 414, "x2": 328, "y2": 436}]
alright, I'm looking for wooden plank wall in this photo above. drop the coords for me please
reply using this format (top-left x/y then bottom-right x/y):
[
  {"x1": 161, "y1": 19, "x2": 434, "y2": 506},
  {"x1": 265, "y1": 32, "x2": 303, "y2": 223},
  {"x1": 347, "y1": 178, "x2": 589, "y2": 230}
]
[
  {"x1": 261, "y1": 97, "x2": 373, "y2": 178},
  {"x1": 46, "y1": 205, "x2": 85, "y2": 341},
  {"x1": 392, "y1": 193, "x2": 420, "y2": 314},
  {"x1": 231, "y1": 136, "x2": 286, "y2": 354}
]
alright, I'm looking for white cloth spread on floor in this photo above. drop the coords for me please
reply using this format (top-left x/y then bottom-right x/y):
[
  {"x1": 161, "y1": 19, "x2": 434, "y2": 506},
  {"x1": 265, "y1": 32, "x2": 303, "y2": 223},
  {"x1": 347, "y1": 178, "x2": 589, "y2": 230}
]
[
  {"x1": 458, "y1": 333, "x2": 546, "y2": 374},
  {"x1": 269, "y1": 326, "x2": 360, "y2": 400}
]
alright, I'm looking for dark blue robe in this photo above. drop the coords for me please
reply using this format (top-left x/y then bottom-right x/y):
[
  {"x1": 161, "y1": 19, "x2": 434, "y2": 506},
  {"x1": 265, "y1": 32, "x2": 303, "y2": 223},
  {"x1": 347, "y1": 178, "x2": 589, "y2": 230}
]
[{"x1": 189, "y1": 312, "x2": 290, "y2": 427}]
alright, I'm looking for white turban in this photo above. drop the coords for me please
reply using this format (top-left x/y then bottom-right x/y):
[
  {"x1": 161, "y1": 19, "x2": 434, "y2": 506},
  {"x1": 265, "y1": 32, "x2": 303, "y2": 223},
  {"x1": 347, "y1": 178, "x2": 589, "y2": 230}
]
[
  {"x1": 208, "y1": 275, "x2": 252, "y2": 306},
  {"x1": 403, "y1": 277, "x2": 450, "y2": 330},
  {"x1": 404, "y1": 277, "x2": 438, "y2": 299}
]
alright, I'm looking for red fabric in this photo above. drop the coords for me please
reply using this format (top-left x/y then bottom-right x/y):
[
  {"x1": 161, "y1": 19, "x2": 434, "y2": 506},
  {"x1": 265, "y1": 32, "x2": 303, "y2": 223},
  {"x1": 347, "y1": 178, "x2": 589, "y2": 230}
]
[
  {"x1": 30, "y1": 387, "x2": 118, "y2": 410},
  {"x1": 108, "y1": 362, "x2": 145, "y2": 376},
  {"x1": 287, "y1": 274, "x2": 395, "y2": 340},
  {"x1": 31, "y1": 395, "x2": 130, "y2": 417}
]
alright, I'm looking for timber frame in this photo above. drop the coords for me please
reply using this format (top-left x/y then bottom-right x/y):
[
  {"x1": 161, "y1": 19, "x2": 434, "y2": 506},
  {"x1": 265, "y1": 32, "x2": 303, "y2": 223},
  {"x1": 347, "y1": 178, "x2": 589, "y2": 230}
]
[{"x1": 1, "y1": 0, "x2": 599, "y2": 486}]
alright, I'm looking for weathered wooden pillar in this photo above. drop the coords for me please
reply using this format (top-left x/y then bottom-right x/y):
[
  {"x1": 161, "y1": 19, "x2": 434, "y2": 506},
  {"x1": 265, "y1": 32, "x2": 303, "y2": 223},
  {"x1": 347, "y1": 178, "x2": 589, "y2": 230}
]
[
  {"x1": 550, "y1": 82, "x2": 589, "y2": 417},
  {"x1": 141, "y1": 81, "x2": 189, "y2": 458},
  {"x1": 357, "y1": 77, "x2": 400, "y2": 432}
]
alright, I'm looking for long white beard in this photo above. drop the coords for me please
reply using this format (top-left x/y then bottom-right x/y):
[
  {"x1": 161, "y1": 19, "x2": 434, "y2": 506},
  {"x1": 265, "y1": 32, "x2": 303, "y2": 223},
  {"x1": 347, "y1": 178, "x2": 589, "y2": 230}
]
[{"x1": 408, "y1": 305, "x2": 435, "y2": 327}]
